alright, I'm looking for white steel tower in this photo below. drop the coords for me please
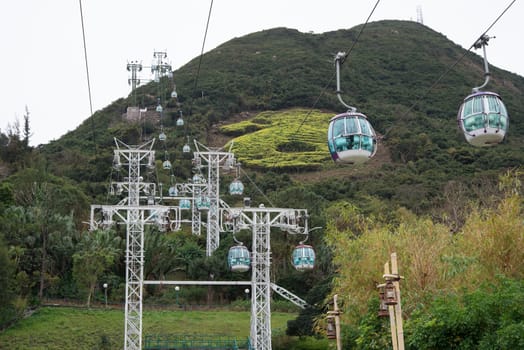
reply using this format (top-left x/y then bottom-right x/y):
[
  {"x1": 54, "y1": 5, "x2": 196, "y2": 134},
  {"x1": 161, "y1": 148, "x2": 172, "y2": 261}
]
[
  {"x1": 193, "y1": 140, "x2": 238, "y2": 256},
  {"x1": 89, "y1": 138, "x2": 181, "y2": 350},
  {"x1": 221, "y1": 206, "x2": 309, "y2": 350}
]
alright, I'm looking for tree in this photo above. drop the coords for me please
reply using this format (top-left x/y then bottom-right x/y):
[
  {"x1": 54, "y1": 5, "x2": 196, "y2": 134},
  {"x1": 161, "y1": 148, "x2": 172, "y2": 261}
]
[
  {"x1": 73, "y1": 229, "x2": 122, "y2": 307},
  {"x1": 454, "y1": 176, "x2": 524, "y2": 285},
  {"x1": 324, "y1": 202, "x2": 454, "y2": 320},
  {"x1": 0, "y1": 234, "x2": 16, "y2": 329},
  {"x1": 23, "y1": 106, "x2": 31, "y2": 148}
]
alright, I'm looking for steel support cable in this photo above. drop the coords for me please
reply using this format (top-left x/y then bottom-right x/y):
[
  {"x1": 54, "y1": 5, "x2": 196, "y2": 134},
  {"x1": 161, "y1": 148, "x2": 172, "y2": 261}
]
[
  {"x1": 292, "y1": 0, "x2": 381, "y2": 137},
  {"x1": 243, "y1": 2, "x2": 382, "y2": 208},
  {"x1": 187, "y1": 0, "x2": 214, "y2": 134},
  {"x1": 192, "y1": 0, "x2": 214, "y2": 97},
  {"x1": 392, "y1": 0, "x2": 516, "y2": 133},
  {"x1": 78, "y1": 0, "x2": 97, "y2": 155},
  {"x1": 239, "y1": 167, "x2": 276, "y2": 208}
]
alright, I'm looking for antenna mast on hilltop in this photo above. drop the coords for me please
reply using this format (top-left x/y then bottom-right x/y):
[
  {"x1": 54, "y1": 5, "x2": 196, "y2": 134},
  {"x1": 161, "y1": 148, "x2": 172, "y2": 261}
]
[{"x1": 416, "y1": 5, "x2": 424, "y2": 24}]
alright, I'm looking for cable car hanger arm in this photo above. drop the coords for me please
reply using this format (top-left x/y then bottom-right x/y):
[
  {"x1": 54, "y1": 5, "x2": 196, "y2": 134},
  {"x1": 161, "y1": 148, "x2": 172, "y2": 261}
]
[
  {"x1": 334, "y1": 52, "x2": 357, "y2": 112},
  {"x1": 472, "y1": 34, "x2": 494, "y2": 92}
]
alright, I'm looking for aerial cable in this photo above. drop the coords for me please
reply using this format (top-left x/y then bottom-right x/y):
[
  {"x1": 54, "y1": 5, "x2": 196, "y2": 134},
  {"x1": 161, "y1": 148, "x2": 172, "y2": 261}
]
[
  {"x1": 188, "y1": 0, "x2": 214, "y2": 114},
  {"x1": 181, "y1": 0, "x2": 214, "y2": 149},
  {"x1": 292, "y1": 0, "x2": 381, "y2": 137},
  {"x1": 78, "y1": 0, "x2": 97, "y2": 155},
  {"x1": 390, "y1": 0, "x2": 516, "y2": 133},
  {"x1": 239, "y1": 167, "x2": 276, "y2": 208}
]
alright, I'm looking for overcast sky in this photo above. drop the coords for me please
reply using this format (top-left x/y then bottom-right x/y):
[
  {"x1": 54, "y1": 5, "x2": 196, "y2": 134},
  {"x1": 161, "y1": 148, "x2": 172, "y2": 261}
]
[{"x1": 1, "y1": 0, "x2": 521, "y2": 146}]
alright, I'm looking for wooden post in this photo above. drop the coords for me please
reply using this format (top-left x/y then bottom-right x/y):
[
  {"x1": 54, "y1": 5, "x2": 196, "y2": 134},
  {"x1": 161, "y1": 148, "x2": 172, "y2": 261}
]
[
  {"x1": 333, "y1": 294, "x2": 342, "y2": 350},
  {"x1": 390, "y1": 253, "x2": 405, "y2": 350},
  {"x1": 384, "y1": 262, "x2": 398, "y2": 350}
]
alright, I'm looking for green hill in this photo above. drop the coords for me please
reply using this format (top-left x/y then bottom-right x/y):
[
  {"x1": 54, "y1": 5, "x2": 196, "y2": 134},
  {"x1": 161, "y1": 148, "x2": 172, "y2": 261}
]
[{"x1": 29, "y1": 20, "x2": 524, "y2": 213}]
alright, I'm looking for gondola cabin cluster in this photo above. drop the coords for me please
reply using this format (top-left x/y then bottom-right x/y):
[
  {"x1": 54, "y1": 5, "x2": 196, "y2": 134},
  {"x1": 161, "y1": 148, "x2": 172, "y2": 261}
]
[{"x1": 226, "y1": 243, "x2": 316, "y2": 272}]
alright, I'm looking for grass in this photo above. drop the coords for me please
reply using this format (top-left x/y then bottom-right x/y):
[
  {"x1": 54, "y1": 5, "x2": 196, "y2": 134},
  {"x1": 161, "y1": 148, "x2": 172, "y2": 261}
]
[
  {"x1": 220, "y1": 108, "x2": 334, "y2": 170},
  {"x1": 0, "y1": 306, "x2": 297, "y2": 349}
]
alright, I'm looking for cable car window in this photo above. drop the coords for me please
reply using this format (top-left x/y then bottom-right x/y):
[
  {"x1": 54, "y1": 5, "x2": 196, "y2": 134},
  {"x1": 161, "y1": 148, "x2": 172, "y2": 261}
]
[
  {"x1": 333, "y1": 119, "x2": 345, "y2": 137},
  {"x1": 463, "y1": 99, "x2": 473, "y2": 116},
  {"x1": 358, "y1": 117, "x2": 371, "y2": 136},
  {"x1": 346, "y1": 117, "x2": 359, "y2": 134},
  {"x1": 486, "y1": 95, "x2": 500, "y2": 113},
  {"x1": 352, "y1": 135, "x2": 361, "y2": 150},
  {"x1": 335, "y1": 137, "x2": 348, "y2": 151},
  {"x1": 361, "y1": 136, "x2": 374, "y2": 152},
  {"x1": 472, "y1": 97, "x2": 483, "y2": 114}
]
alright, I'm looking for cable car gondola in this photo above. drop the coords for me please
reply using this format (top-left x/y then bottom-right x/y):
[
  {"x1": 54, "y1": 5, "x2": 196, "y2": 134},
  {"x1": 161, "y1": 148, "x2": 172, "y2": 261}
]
[
  {"x1": 196, "y1": 196, "x2": 210, "y2": 209},
  {"x1": 179, "y1": 199, "x2": 191, "y2": 209},
  {"x1": 457, "y1": 35, "x2": 509, "y2": 147},
  {"x1": 228, "y1": 244, "x2": 251, "y2": 272},
  {"x1": 328, "y1": 52, "x2": 378, "y2": 164},
  {"x1": 328, "y1": 112, "x2": 377, "y2": 163},
  {"x1": 229, "y1": 179, "x2": 244, "y2": 195},
  {"x1": 292, "y1": 244, "x2": 315, "y2": 272},
  {"x1": 458, "y1": 91, "x2": 508, "y2": 147}
]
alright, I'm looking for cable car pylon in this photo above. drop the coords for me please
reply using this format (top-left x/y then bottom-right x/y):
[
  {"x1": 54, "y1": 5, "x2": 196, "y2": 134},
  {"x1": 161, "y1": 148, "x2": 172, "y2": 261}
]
[{"x1": 328, "y1": 52, "x2": 378, "y2": 164}]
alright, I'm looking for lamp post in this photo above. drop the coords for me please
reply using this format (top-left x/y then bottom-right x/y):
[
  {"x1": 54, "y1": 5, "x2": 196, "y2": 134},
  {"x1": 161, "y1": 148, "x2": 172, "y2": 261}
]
[
  {"x1": 175, "y1": 286, "x2": 180, "y2": 307},
  {"x1": 244, "y1": 288, "x2": 250, "y2": 301},
  {"x1": 103, "y1": 283, "x2": 108, "y2": 308}
]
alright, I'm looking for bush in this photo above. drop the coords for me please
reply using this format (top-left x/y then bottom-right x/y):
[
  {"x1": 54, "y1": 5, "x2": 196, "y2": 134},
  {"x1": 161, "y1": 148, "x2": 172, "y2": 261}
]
[{"x1": 406, "y1": 278, "x2": 524, "y2": 350}]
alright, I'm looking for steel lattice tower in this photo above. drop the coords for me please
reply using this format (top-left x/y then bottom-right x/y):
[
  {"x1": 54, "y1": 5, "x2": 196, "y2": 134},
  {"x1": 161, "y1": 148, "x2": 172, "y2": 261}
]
[
  {"x1": 90, "y1": 138, "x2": 180, "y2": 350},
  {"x1": 124, "y1": 147, "x2": 144, "y2": 350},
  {"x1": 221, "y1": 207, "x2": 309, "y2": 350},
  {"x1": 251, "y1": 210, "x2": 272, "y2": 350},
  {"x1": 193, "y1": 141, "x2": 236, "y2": 256},
  {"x1": 90, "y1": 138, "x2": 310, "y2": 350}
]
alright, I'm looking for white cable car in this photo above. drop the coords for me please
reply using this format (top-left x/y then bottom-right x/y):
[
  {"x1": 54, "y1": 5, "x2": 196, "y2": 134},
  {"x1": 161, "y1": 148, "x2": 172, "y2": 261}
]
[
  {"x1": 292, "y1": 244, "x2": 315, "y2": 272},
  {"x1": 328, "y1": 112, "x2": 377, "y2": 163},
  {"x1": 168, "y1": 186, "x2": 178, "y2": 197},
  {"x1": 162, "y1": 160, "x2": 172, "y2": 170},
  {"x1": 179, "y1": 199, "x2": 191, "y2": 209},
  {"x1": 196, "y1": 196, "x2": 210, "y2": 209},
  {"x1": 182, "y1": 143, "x2": 191, "y2": 153},
  {"x1": 177, "y1": 111, "x2": 184, "y2": 126},
  {"x1": 328, "y1": 52, "x2": 377, "y2": 164},
  {"x1": 229, "y1": 179, "x2": 244, "y2": 196},
  {"x1": 192, "y1": 173, "x2": 205, "y2": 184},
  {"x1": 457, "y1": 35, "x2": 508, "y2": 147},
  {"x1": 458, "y1": 91, "x2": 508, "y2": 147},
  {"x1": 228, "y1": 244, "x2": 251, "y2": 272}
]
